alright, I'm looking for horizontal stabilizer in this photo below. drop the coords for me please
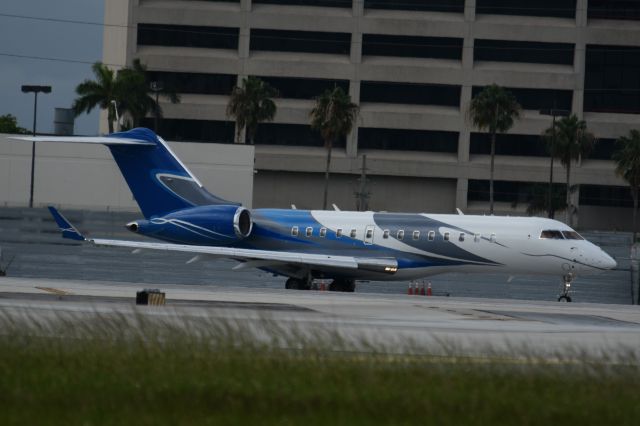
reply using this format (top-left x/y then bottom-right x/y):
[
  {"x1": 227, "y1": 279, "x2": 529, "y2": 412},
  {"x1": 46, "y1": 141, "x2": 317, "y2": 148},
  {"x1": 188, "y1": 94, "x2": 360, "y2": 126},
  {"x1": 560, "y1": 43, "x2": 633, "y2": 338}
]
[
  {"x1": 47, "y1": 206, "x2": 86, "y2": 241},
  {"x1": 9, "y1": 136, "x2": 155, "y2": 146}
]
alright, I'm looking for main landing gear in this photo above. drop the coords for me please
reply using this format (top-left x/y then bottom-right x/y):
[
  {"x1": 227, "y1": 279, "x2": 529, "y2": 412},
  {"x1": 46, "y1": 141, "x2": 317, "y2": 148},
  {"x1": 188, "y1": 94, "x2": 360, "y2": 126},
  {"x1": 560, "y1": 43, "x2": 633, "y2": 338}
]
[
  {"x1": 285, "y1": 277, "x2": 355, "y2": 292},
  {"x1": 285, "y1": 277, "x2": 310, "y2": 290},
  {"x1": 328, "y1": 278, "x2": 356, "y2": 292},
  {"x1": 558, "y1": 273, "x2": 573, "y2": 302}
]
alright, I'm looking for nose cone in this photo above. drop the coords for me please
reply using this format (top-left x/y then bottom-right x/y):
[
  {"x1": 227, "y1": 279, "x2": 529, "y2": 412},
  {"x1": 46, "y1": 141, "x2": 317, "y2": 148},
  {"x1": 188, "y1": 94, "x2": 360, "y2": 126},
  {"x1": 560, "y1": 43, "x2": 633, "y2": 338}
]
[{"x1": 601, "y1": 252, "x2": 617, "y2": 270}]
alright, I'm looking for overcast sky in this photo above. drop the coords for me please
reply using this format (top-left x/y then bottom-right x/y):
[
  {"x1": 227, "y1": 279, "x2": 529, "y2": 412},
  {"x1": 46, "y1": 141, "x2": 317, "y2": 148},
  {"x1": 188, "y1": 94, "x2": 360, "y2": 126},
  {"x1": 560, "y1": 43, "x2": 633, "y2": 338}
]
[{"x1": 0, "y1": 0, "x2": 104, "y2": 135}]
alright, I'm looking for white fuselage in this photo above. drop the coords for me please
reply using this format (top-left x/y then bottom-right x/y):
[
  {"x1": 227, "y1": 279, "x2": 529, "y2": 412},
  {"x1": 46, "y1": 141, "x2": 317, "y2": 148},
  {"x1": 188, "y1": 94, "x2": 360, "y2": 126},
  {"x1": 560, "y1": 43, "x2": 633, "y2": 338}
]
[{"x1": 271, "y1": 211, "x2": 618, "y2": 280}]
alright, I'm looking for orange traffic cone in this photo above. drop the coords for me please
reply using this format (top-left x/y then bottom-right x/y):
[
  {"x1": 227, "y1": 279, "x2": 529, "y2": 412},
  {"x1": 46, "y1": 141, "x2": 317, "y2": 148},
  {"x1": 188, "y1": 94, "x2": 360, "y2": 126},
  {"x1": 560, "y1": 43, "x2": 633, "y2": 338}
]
[
  {"x1": 419, "y1": 282, "x2": 426, "y2": 296},
  {"x1": 408, "y1": 282, "x2": 414, "y2": 295},
  {"x1": 427, "y1": 282, "x2": 433, "y2": 296},
  {"x1": 320, "y1": 282, "x2": 326, "y2": 291}
]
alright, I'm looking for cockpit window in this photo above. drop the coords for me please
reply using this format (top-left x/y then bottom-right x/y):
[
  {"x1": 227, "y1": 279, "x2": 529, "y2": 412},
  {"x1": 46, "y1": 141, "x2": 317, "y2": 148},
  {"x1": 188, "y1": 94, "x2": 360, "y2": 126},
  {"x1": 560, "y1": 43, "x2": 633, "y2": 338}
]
[
  {"x1": 540, "y1": 230, "x2": 564, "y2": 239},
  {"x1": 562, "y1": 231, "x2": 584, "y2": 240}
]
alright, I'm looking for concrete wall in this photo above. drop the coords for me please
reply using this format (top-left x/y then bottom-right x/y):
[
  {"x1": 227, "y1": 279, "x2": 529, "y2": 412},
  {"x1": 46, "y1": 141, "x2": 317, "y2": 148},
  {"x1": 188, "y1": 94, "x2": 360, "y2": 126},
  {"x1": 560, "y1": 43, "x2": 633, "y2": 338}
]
[{"x1": 0, "y1": 134, "x2": 255, "y2": 211}]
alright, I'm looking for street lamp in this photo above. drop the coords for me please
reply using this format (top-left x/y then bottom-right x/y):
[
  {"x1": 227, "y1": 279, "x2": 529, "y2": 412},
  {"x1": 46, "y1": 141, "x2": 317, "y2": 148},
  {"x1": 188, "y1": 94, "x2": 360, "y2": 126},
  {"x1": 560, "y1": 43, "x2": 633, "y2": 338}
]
[
  {"x1": 21, "y1": 84, "x2": 52, "y2": 208},
  {"x1": 539, "y1": 108, "x2": 570, "y2": 219},
  {"x1": 150, "y1": 81, "x2": 163, "y2": 133}
]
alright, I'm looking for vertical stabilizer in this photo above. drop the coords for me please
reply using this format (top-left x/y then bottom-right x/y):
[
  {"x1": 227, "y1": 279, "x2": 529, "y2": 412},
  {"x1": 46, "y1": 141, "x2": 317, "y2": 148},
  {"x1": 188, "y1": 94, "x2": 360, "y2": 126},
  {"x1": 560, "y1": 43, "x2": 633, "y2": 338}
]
[{"x1": 107, "y1": 128, "x2": 238, "y2": 218}]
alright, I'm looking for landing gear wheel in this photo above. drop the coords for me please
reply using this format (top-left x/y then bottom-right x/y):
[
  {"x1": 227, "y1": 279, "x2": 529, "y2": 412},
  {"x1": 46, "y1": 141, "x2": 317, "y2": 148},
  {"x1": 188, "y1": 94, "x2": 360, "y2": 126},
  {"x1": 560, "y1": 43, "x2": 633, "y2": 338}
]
[
  {"x1": 328, "y1": 279, "x2": 356, "y2": 292},
  {"x1": 285, "y1": 278, "x2": 311, "y2": 290},
  {"x1": 557, "y1": 273, "x2": 574, "y2": 302},
  {"x1": 285, "y1": 278, "x2": 295, "y2": 290}
]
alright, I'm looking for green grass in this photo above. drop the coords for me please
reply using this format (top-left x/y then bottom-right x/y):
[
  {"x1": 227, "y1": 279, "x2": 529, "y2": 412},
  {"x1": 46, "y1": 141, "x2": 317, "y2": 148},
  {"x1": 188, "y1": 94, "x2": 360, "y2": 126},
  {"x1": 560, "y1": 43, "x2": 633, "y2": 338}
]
[{"x1": 0, "y1": 311, "x2": 638, "y2": 425}]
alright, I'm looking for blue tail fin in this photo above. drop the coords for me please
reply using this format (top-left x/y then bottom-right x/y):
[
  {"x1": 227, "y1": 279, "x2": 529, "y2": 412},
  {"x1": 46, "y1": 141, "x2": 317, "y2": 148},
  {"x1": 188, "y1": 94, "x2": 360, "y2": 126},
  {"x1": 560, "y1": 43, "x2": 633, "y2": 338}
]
[{"x1": 108, "y1": 128, "x2": 237, "y2": 218}]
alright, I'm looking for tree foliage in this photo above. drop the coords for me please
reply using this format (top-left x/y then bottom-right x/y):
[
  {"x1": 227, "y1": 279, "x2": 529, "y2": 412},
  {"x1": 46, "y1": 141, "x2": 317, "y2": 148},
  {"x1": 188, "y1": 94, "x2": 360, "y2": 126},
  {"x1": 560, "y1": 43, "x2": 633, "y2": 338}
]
[
  {"x1": 226, "y1": 76, "x2": 278, "y2": 144},
  {"x1": 72, "y1": 60, "x2": 179, "y2": 134},
  {"x1": 613, "y1": 129, "x2": 640, "y2": 242},
  {"x1": 525, "y1": 184, "x2": 567, "y2": 216},
  {"x1": 468, "y1": 85, "x2": 521, "y2": 215},
  {"x1": 0, "y1": 114, "x2": 28, "y2": 134},
  {"x1": 546, "y1": 114, "x2": 595, "y2": 226},
  {"x1": 310, "y1": 86, "x2": 359, "y2": 210}
]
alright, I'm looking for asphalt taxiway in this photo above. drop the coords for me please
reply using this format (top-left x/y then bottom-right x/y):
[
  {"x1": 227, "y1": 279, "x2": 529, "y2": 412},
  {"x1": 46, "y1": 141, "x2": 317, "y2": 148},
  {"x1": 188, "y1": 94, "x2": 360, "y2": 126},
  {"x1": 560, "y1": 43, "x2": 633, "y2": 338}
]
[{"x1": 1, "y1": 276, "x2": 639, "y2": 359}]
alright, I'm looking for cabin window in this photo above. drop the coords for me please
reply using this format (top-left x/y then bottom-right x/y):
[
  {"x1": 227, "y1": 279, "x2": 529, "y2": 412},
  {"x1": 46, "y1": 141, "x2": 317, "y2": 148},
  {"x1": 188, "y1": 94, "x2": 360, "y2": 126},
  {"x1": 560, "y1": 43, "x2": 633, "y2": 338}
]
[
  {"x1": 366, "y1": 228, "x2": 373, "y2": 239},
  {"x1": 444, "y1": 232, "x2": 450, "y2": 241},
  {"x1": 540, "y1": 230, "x2": 564, "y2": 239},
  {"x1": 412, "y1": 230, "x2": 420, "y2": 240},
  {"x1": 428, "y1": 230, "x2": 435, "y2": 241},
  {"x1": 319, "y1": 227, "x2": 327, "y2": 237},
  {"x1": 291, "y1": 226, "x2": 299, "y2": 237},
  {"x1": 336, "y1": 228, "x2": 343, "y2": 238},
  {"x1": 306, "y1": 227, "x2": 313, "y2": 237},
  {"x1": 459, "y1": 233, "x2": 465, "y2": 242},
  {"x1": 562, "y1": 231, "x2": 584, "y2": 240},
  {"x1": 350, "y1": 228, "x2": 357, "y2": 238},
  {"x1": 474, "y1": 233, "x2": 480, "y2": 242},
  {"x1": 383, "y1": 229, "x2": 390, "y2": 239},
  {"x1": 490, "y1": 233, "x2": 496, "y2": 243},
  {"x1": 397, "y1": 230, "x2": 405, "y2": 240}
]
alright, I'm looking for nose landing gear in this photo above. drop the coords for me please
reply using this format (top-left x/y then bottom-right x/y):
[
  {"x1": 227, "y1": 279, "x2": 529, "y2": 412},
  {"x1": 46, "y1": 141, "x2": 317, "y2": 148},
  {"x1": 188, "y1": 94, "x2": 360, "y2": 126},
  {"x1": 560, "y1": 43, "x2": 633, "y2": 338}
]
[{"x1": 558, "y1": 273, "x2": 573, "y2": 302}]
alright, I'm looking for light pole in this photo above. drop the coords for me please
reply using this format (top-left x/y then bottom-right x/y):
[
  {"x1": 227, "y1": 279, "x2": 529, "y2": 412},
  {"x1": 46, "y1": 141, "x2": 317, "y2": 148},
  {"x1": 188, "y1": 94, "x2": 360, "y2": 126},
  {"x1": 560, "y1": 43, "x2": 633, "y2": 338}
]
[
  {"x1": 150, "y1": 81, "x2": 163, "y2": 133},
  {"x1": 21, "y1": 85, "x2": 51, "y2": 208},
  {"x1": 539, "y1": 108, "x2": 570, "y2": 219}
]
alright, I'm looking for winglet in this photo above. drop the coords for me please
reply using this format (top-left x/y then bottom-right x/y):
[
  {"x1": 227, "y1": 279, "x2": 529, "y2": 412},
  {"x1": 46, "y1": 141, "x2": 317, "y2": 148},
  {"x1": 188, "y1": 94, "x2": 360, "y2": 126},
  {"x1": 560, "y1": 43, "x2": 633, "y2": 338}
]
[{"x1": 47, "y1": 206, "x2": 86, "y2": 241}]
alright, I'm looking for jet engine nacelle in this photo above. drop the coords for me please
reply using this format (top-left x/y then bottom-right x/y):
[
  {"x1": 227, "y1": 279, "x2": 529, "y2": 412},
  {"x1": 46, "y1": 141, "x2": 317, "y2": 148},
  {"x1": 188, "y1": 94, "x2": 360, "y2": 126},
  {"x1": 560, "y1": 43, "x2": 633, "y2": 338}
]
[{"x1": 127, "y1": 204, "x2": 253, "y2": 246}]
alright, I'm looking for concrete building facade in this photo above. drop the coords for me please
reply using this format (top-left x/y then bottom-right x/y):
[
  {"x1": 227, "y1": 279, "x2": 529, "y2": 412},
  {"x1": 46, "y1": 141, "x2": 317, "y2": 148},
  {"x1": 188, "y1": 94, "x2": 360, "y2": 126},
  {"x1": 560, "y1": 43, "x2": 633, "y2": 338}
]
[{"x1": 103, "y1": 0, "x2": 640, "y2": 230}]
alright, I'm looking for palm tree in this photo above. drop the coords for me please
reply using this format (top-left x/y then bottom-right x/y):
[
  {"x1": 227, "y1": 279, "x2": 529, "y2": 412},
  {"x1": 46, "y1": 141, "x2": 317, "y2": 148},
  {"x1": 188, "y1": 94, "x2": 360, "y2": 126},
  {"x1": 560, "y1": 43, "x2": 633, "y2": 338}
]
[
  {"x1": 310, "y1": 86, "x2": 359, "y2": 210},
  {"x1": 468, "y1": 84, "x2": 522, "y2": 215},
  {"x1": 72, "y1": 62, "x2": 119, "y2": 133},
  {"x1": 526, "y1": 183, "x2": 566, "y2": 217},
  {"x1": 119, "y1": 59, "x2": 180, "y2": 128},
  {"x1": 613, "y1": 129, "x2": 640, "y2": 242},
  {"x1": 551, "y1": 114, "x2": 595, "y2": 227},
  {"x1": 226, "y1": 76, "x2": 277, "y2": 144},
  {"x1": 73, "y1": 60, "x2": 180, "y2": 134}
]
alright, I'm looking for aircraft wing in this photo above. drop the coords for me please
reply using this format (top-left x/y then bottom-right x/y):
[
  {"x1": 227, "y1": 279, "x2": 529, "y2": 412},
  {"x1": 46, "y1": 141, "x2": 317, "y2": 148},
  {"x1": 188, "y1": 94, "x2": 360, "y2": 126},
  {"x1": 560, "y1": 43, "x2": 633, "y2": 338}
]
[
  {"x1": 91, "y1": 238, "x2": 397, "y2": 273},
  {"x1": 48, "y1": 207, "x2": 398, "y2": 274}
]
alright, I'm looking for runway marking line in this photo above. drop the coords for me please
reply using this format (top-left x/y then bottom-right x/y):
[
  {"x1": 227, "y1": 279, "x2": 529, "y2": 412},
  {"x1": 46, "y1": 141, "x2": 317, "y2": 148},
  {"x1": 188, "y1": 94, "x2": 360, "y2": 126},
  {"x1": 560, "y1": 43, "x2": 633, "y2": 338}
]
[{"x1": 35, "y1": 287, "x2": 71, "y2": 296}]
